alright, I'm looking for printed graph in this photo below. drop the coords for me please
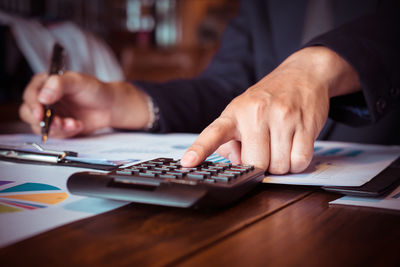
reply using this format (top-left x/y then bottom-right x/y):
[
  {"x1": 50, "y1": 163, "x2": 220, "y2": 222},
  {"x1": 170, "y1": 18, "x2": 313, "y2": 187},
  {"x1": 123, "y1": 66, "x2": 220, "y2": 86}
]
[
  {"x1": 0, "y1": 181, "x2": 68, "y2": 214},
  {"x1": 314, "y1": 146, "x2": 363, "y2": 158},
  {"x1": 207, "y1": 154, "x2": 230, "y2": 163}
]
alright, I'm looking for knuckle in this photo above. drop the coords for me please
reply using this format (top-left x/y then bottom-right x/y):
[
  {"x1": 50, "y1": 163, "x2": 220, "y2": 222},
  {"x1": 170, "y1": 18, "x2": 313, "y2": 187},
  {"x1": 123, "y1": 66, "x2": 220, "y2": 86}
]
[
  {"x1": 291, "y1": 152, "x2": 312, "y2": 173},
  {"x1": 206, "y1": 116, "x2": 234, "y2": 135},
  {"x1": 189, "y1": 143, "x2": 207, "y2": 157},
  {"x1": 271, "y1": 100, "x2": 298, "y2": 121}
]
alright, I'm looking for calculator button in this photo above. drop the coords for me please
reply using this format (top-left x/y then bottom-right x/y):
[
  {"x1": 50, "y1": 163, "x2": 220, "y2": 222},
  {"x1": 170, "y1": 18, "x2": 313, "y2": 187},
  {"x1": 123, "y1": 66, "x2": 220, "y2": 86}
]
[
  {"x1": 155, "y1": 167, "x2": 170, "y2": 172},
  {"x1": 147, "y1": 170, "x2": 164, "y2": 175},
  {"x1": 181, "y1": 167, "x2": 198, "y2": 171},
  {"x1": 230, "y1": 168, "x2": 247, "y2": 173},
  {"x1": 142, "y1": 164, "x2": 157, "y2": 168},
  {"x1": 160, "y1": 174, "x2": 178, "y2": 179},
  {"x1": 239, "y1": 165, "x2": 254, "y2": 171},
  {"x1": 116, "y1": 170, "x2": 132, "y2": 175},
  {"x1": 224, "y1": 170, "x2": 241, "y2": 176},
  {"x1": 187, "y1": 173, "x2": 206, "y2": 179},
  {"x1": 201, "y1": 168, "x2": 218, "y2": 173},
  {"x1": 166, "y1": 171, "x2": 184, "y2": 178},
  {"x1": 136, "y1": 166, "x2": 149, "y2": 170},
  {"x1": 139, "y1": 172, "x2": 157, "y2": 178},
  {"x1": 219, "y1": 172, "x2": 236, "y2": 178}
]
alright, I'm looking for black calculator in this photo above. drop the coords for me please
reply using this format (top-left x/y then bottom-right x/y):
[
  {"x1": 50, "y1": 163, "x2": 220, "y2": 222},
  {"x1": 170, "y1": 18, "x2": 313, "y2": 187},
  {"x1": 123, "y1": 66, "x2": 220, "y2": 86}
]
[{"x1": 67, "y1": 158, "x2": 265, "y2": 208}]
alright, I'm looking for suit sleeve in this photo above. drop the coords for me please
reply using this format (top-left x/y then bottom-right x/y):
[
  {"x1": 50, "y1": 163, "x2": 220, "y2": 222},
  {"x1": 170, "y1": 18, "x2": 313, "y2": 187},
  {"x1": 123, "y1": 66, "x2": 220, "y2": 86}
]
[
  {"x1": 304, "y1": 0, "x2": 400, "y2": 126},
  {"x1": 133, "y1": 3, "x2": 256, "y2": 133}
]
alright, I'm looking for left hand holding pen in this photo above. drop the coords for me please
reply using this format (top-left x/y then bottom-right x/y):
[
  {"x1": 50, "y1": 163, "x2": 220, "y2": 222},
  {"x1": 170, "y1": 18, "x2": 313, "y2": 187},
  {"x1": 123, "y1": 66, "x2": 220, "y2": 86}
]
[
  {"x1": 19, "y1": 72, "x2": 151, "y2": 138},
  {"x1": 181, "y1": 47, "x2": 361, "y2": 174}
]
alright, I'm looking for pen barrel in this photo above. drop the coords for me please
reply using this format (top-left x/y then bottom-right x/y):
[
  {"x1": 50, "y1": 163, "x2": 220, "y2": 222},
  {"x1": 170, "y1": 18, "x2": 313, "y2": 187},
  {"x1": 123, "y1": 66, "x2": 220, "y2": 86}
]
[
  {"x1": 41, "y1": 106, "x2": 54, "y2": 135},
  {"x1": 49, "y1": 43, "x2": 65, "y2": 75}
]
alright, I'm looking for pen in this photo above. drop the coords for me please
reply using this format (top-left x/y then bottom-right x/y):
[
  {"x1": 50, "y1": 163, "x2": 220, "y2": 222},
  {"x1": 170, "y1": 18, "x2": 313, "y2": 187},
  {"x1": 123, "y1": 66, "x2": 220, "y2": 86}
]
[{"x1": 40, "y1": 43, "x2": 65, "y2": 143}]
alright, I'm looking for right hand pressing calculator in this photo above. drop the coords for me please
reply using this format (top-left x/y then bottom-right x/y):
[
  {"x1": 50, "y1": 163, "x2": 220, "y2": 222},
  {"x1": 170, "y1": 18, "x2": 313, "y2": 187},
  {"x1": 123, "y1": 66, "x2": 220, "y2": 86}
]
[{"x1": 67, "y1": 158, "x2": 265, "y2": 208}]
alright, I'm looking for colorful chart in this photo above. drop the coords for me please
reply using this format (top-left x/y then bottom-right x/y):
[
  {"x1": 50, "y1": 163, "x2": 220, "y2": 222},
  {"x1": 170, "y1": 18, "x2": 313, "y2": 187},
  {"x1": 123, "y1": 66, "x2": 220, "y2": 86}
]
[
  {"x1": 314, "y1": 146, "x2": 364, "y2": 157},
  {"x1": 207, "y1": 153, "x2": 231, "y2": 163},
  {"x1": 0, "y1": 181, "x2": 68, "y2": 214}
]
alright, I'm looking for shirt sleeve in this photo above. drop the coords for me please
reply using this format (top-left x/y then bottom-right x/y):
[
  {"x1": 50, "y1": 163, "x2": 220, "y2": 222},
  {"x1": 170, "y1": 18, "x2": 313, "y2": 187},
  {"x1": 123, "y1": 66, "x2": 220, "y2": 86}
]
[
  {"x1": 303, "y1": 0, "x2": 400, "y2": 126},
  {"x1": 132, "y1": 2, "x2": 256, "y2": 133}
]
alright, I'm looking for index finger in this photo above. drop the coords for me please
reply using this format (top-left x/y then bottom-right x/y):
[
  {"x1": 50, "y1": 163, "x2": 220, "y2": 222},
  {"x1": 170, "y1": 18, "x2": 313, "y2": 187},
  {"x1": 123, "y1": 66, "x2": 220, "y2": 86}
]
[
  {"x1": 181, "y1": 117, "x2": 237, "y2": 167},
  {"x1": 22, "y1": 73, "x2": 48, "y2": 107}
]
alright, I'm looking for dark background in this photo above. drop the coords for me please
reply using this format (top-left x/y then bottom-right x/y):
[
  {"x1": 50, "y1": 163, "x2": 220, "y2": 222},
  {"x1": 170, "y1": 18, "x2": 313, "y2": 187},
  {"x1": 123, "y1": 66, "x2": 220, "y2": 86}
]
[{"x1": 0, "y1": 0, "x2": 238, "y2": 123}]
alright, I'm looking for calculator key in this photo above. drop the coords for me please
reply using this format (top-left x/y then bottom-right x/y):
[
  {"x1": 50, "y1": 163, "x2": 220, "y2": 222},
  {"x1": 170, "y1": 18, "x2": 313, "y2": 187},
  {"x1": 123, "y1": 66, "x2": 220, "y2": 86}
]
[
  {"x1": 201, "y1": 168, "x2": 219, "y2": 174},
  {"x1": 142, "y1": 163, "x2": 157, "y2": 168},
  {"x1": 208, "y1": 166, "x2": 225, "y2": 171},
  {"x1": 239, "y1": 164, "x2": 254, "y2": 171},
  {"x1": 147, "y1": 170, "x2": 164, "y2": 175},
  {"x1": 181, "y1": 167, "x2": 198, "y2": 171},
  {"x1": 155, "y1": 167, "x2": 170, "y2": 172},
  {"x1": 166, "y1": 171, "x2": 184, "y2": 178},
  {"x1": 215, "y1": 163, "x2": 232, "y2": 168},
  {"x1": 219, "y1": 172, "x2": 236, "y2": 178},
  {"x1": 187, "y1": 173, "x2": 206, "y2": 179},
  {"x1": 156, "y1": 158, "x2": 174, "y2": 162},
  {"x1": 139, "y1": 172, "x2": 157, "y2": 178},
  {"x1": 224, "y1": 170, "x2": 241, "y2": 175},
  {"x1": 136, "y1": 166, "x2": 150, "y2": 170},
  {"x1": 203, "y1": 178, "x2": 216, "y2": 184},
  {"x1": 160, "y1": 174, "x2": 178, "y2": 179},
  {"x1": 116, "y1": 170, "x2": 132, "y2": 175},
  {"x1": 230, "y1": 168, "x2": 247, "y2": 173}
]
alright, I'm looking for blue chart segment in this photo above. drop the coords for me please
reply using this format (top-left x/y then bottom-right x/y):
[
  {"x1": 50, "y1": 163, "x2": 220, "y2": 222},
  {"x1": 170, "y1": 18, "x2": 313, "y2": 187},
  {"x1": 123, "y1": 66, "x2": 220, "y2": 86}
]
[
  {"x1": 206, "y1": 154, "x2": 231, "y2": 163},
  {"x1": 314, "y1": 147, "x2": 364, "y2": 158},
  {"x1": 0, "y1": 182, "x2": 60, "y2": 193},
  {"x1": 320, "y1": 148, "x2": 343, "y2": 156}
]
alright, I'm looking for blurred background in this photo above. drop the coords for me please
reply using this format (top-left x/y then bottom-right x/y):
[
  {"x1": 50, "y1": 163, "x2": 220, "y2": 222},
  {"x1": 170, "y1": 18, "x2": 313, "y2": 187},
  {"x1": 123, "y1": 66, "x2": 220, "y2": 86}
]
[{"x1": 0, "y1": 0, "x2": 238, "y2": 126}]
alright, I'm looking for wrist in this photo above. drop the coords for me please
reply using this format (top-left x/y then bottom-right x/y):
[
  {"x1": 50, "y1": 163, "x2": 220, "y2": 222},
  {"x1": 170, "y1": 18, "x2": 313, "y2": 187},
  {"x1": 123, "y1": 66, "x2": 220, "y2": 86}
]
[
  {"x1": 288, "y1": 46, "x2": 361, "y2": 98},
  {"x1": 108, "y1": 82, "x2": 150, "y2": 130}
]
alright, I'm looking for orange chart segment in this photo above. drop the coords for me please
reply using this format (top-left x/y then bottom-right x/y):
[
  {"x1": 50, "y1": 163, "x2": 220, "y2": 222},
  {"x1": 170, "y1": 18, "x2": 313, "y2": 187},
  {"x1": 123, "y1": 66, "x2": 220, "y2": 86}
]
[{"x1": 1, "y1": 192, "x2": 68, "y2": 204}]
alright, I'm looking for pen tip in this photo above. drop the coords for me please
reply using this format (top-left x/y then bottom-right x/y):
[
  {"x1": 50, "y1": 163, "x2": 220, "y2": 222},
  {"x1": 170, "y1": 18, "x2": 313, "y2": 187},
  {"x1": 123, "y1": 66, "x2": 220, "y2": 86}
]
[{"x1": 42, "y1": 134, "x2": 48, "y2": 143}]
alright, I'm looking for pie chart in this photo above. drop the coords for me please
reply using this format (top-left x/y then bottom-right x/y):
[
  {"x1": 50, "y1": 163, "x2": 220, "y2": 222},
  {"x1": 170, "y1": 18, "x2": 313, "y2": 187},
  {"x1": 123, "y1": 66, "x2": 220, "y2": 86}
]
[{"x1": 0, "y1": 180, "x2": 68, "y2": 213}]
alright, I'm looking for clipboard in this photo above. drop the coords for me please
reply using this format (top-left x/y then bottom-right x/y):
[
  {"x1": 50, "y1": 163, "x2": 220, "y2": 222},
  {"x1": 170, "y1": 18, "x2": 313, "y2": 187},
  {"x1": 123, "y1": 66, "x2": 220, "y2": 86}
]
[
  {"x1": 0, "y1": 143, "x2": 119, "y2": 171},
  {"x1": 322, "y1": 156, "x2": 400, "y2": 197}
]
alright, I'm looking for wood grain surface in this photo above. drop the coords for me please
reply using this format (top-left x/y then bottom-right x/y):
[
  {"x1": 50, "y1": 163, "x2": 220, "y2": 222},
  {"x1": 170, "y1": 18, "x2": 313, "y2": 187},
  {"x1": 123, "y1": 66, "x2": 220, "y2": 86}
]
[
  {"x1": 0, "y1": 185, "x2": 314, "y2": 266},
  {"x1": 178, "y1": 191, "x2": 400, "y2": 267}
]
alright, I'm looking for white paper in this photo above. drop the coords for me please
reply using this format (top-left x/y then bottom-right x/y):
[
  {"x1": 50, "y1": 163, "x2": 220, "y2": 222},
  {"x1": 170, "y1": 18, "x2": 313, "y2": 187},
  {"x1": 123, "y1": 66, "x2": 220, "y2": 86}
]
[
  {"x1": 329, "y1": 185, "x2": 400, "y2": 211},
  {"x1": 263, "y1": 141, "x2": 400, "y2": 186},
  {"x1": 0, "y1": 162, "x2": 127, "y2": 248},
  {"x1": 0, "y1": 129, "x2": 198, "y2": 162},
  {"x1": 0, "y1": 131, "x2": 198, "y2": 248}
]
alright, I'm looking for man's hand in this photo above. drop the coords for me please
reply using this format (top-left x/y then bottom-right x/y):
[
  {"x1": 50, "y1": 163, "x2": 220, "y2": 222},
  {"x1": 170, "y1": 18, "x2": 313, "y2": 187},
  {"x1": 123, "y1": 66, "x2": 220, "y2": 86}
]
[
  {"x1": 19, "y1": 71, "x2": 150, "y2": 138},
  {"x1": 181, "y1": 47, "x2": 361, "y2": 174}
]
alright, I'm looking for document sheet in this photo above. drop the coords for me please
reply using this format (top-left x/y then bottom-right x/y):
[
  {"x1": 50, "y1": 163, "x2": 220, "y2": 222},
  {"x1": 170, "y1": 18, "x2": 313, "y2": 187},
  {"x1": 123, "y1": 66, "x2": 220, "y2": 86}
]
[
  {"x1": 0, "y1": 132, "x2": 399, "y2": 247},
  {"x1": 329, "y1": 184, "x2": 400, "y2": 211},
  {"x1": 263, "y1": 141, "x2": 400, "y2": 186},
  {"x1": 0, "y1": 131, "x2": 198, "y2": 248}
]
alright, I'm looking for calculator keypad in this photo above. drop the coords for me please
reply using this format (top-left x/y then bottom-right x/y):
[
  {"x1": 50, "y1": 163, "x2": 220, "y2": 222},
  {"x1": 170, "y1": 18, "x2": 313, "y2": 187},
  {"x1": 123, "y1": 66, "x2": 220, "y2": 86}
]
[{"x1": 112, "y1": 158, "x2": 254, "y2": 185}]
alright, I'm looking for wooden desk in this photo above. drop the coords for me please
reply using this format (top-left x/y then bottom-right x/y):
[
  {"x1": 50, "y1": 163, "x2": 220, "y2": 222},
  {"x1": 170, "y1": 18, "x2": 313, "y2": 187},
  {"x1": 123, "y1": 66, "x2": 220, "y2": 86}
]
[{"x1": 0, "y1": 184, "x2": 399, "y2": 266}]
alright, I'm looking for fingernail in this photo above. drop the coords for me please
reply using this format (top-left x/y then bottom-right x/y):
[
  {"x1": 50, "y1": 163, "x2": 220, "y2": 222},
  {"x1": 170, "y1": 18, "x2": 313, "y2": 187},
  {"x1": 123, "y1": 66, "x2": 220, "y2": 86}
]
[
  {"x1": 181, "y1": 150, "x2": 198, "y2": 165},
  {"x1": 38, "y1": 88, "x2": 56, "y2": 103}
]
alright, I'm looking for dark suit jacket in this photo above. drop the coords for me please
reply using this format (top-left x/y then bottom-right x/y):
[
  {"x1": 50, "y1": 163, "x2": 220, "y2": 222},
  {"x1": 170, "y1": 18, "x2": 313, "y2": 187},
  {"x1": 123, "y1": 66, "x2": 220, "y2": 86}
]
[{"x1": 135, "y1": 0, "x2": 400, "y2": 145}]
